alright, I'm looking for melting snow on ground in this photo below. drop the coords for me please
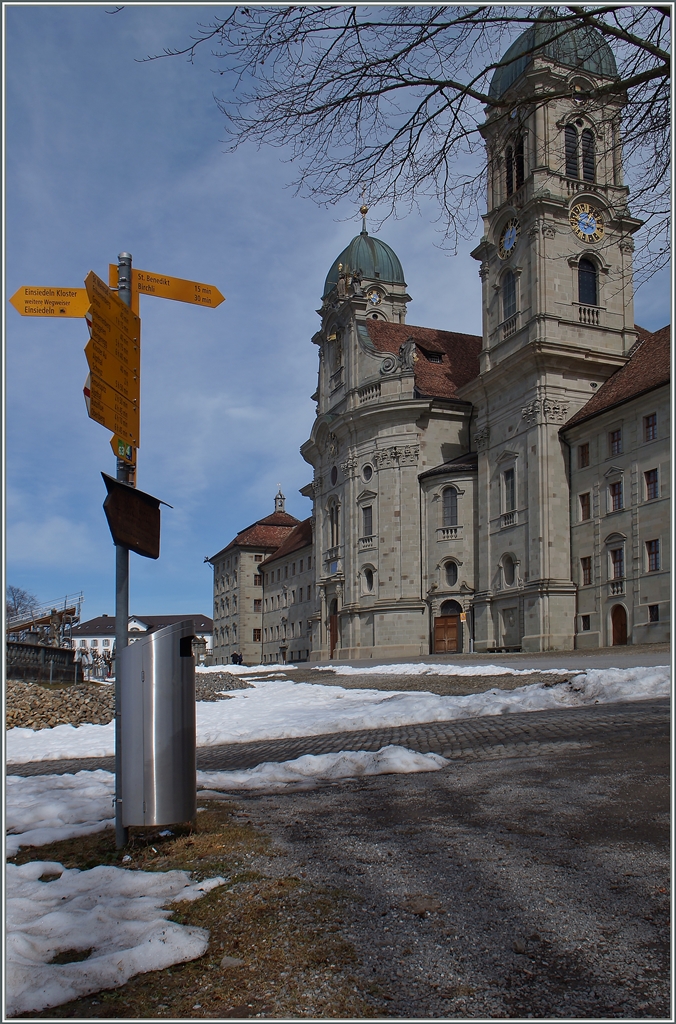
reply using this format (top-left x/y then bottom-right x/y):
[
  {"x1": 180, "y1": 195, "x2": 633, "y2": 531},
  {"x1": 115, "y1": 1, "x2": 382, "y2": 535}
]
[
  {"x1": 6, "y1": 860, "x2": 225, "y2": 1017},
  {"x1": 314, "y1": 661, "x2": 571, "y2": 677},
  {"x1": 196, "y1": 745, "x2": 448, "y2": 794},
  {"x1": 6, "y1": 748, "x2": 447, "y2": 856},
  {"x1": 6, "y1": 770, "x2": 115, "y2": 857},
  {"x1": 6, "y1": 664, "x2": 669, "y2": 764}
]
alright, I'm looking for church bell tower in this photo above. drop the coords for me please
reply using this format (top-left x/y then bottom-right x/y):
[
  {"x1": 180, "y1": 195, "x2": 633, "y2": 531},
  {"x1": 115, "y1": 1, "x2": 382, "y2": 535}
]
[{"x1": 460, "y1": 16, "x2": 642, "y2": 651}]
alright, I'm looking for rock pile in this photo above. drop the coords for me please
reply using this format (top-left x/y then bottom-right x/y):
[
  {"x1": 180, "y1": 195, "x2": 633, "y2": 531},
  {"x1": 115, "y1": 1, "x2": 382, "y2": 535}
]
[{"x1": 6, "y1": 679, "x2": 115, "y2": 731}]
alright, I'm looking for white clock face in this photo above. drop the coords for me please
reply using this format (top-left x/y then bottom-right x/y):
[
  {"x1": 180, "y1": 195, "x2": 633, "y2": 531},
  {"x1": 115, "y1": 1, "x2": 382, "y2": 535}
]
[{"x1": 367, "y1": 289, "x2": 381, "y2": 305}]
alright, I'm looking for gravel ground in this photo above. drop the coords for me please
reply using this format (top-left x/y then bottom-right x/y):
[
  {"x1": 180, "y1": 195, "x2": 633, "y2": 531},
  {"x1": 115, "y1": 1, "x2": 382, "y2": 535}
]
[
  {"x1": 285, "y1": 667, "x2": 576, "y2": 695},
  {"x1": 234, "y1": 726, "x2": 670, "y2": 1019}
]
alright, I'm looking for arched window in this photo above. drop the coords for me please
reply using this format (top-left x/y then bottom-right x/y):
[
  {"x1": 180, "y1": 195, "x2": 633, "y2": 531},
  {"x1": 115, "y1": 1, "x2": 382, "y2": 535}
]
[
  {"x1": 578, "y1": 258, "x2": 597, "y2": 306},
  {"x1": 445, "y1": 562, "x2": 458, "y2": 587},
  {"x1": 503, "y1": 554, "x2": 516, "y2": 587},
  {"x1": 329, "y1": 501, "x2": 340, "y2": 546},
  {"x1": 565, "y1": 124, "x2": 578, "y2": 177},
  {"x1": 581, "y1": 129, "x2": 595, "y2": 182},
  {"x1": 502, "y1": 270, "x2": 516, "y2": 320},
  {"x1": 363, "y1": 567, "x2": 374, "y2": 593},
  {"x1": 514, "y1": 135, "x2": 525, "y2": 189},
  {"x1": 440, "y1": 599, "x2": 462, "y2": 615},
  {"x1": 505, "y1": 145, "x2": 514, "y2": 196},
  {"x1": 442, "y1": 486, "x2": 458, "y2": 527}
]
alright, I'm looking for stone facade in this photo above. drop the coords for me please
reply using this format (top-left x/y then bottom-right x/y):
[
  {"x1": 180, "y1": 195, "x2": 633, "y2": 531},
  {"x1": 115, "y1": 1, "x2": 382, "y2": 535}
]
[
  {"x1": 210, "y1": 26, "x2": 670, "y2": 659},
  {"x1": 260, "y1": 518, "x2": 314, "y2": 664}
]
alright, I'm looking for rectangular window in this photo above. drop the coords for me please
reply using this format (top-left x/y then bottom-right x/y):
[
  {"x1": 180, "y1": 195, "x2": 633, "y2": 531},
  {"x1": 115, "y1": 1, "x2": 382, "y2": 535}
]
[
  {"x1": 578, "y1": 443, "x2": 590, "y2": 468},
  {"x1": 292, "y1": 563, "x2": 296, "y2": 576},
  {"x1": 91, "y1": 639, "x2": 98, "y2": 647},
  {"x1": 644, "y1": 413, "x2": 657, "y2": 442},
  {"x1": 103, "y1": 638, "x2": 110, "y2": 647},
  {"x1": 277, "y1": 569, "x2": 281, "y2": 582},
  {"x1": 504, "y1": 468, "x2": 516, "y2": 512},
  {"x1": 254, "y1": 599, "x2": 261, "y2": 612},
  {"x1": 264, "y1": 628, "x2": 268, "y2": 641},
  {"x1": 580, "y1": 615, "x2": 591, "y2": 631},
  {"x1": 299, "y1": 559, "x2": 303, "y2": 572},
  {"x1": 646, "y1": 539, "x2": 660, "y2": 572},
  {"x1": 284, "y1": 566, "x2": 288, "y2": 579},
  {"x1": 609, "y1": 429, "x2": 623, "y2": 456},
  {"x1": 610, "y1": 547, "x2": 624, "y2": 579},
  {"x1": 79, "y1": 639, "x2": 87, "y2": 647},
  {"x1": 609, "y1": 481, "x2": 623, "y2": 512},
  {"x1": 253, "y1": 628, "x2": 261, "y2": 642},
  {"x1": 579, "y1": 493, "x2": 591, "y2": 520},
  {"x1": 254, "y1": 554, "x2": 263, "y2": 562},
  {"x1": 308, "y1": 555, "x2": 312, "y2": 570},
  {"x1": 253, "y1": 574, "x2": 262, "y2": 586},
  {"x1": 649, "y1": 604, "x2": 659, "y2": 622},
  {"x1": 645, "y1": 469, "x2": 659, "y2": 500},
  {"x1": 307, "y1": 585, "x2": 312, "y2": 601},
  {"x1": 362, "y1": 505, "x2": 373, "y2": 537},
  {"x1": 581, "y1": 556, "x2": 592, "y2": 586}
]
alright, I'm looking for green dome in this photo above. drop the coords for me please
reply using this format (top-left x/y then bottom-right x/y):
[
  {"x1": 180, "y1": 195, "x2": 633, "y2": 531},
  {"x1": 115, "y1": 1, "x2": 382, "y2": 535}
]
[
  {"x1": 489, "y1": 15, "x2": 618, "y2": 100},
  {"x1": 323, "y1": 230, "x2": 405, "y2": 298}
]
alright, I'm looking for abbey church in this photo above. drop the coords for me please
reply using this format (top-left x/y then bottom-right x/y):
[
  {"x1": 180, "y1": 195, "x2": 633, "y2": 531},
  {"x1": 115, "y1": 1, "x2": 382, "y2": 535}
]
[{"x1": 209, "y1": 19, "x2": 670, "y2": 663}]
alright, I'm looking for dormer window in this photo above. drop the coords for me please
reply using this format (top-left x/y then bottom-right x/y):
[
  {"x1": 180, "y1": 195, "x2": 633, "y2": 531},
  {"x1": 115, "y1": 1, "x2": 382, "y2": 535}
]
[{"x1": 422, "y1": 349, "x2": 443, "y2": 363}]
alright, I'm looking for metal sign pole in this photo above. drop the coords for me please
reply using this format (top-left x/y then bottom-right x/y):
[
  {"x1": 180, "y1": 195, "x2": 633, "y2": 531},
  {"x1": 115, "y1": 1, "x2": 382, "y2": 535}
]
[{"x1": 114, "y1": 251, "x2": 133, "y2": 849}]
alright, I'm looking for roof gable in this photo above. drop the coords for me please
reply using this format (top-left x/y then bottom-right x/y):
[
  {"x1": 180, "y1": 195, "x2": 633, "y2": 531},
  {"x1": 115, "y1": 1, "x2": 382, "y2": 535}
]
[{"x1": 366, "y1": 321, "x2": 481, "y2": 400}]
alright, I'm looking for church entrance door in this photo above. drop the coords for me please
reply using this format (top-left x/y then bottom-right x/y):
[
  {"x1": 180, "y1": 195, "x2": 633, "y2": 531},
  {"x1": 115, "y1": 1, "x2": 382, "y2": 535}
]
[
  {"x1": 611, "y1": 605, "x2": 628, "y2": 646},
  {"x1": 434, "y1": 601, "x2": 462, "y2": 654},
  {"x1": 329, "y1": 599, "x2": 338, "y2": 658}
]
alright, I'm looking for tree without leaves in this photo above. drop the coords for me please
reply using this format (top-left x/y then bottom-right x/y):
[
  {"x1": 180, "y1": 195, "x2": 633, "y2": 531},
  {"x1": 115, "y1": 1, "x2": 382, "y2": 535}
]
[
  {"x1": 146, "y1": 5, "x2": 670, "y2": 285},
  {"x1": 6, "y1": 585, "x2": 39, "y2": 620}
]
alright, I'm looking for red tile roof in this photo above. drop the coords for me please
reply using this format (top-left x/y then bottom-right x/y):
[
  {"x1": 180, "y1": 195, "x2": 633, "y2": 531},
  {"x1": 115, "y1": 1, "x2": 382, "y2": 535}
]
[
  {"x1": 211, "y1": 511, "x2": 300, "y2": 558},
  {"x1": 259, "y1": 518, "x2": 313, "y2": 569},
  {"x1": 563, "y1": 324, "x2": 671, "y2": 430},
  {"x1": 366, "y1": 321, "x2": 481, "y2": 400}
]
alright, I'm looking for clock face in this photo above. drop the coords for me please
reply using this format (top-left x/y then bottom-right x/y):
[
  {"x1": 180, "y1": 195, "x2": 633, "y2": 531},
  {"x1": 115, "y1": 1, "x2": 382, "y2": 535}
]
[
  {"x1": 367, "y1": 289, "x2": 381, "y2": 306},
  {"x1": 498, "y1": 218, "x2": 520, "y2": 259},
  {"x1": 570, "y1": 202, "x2": 604, "y2": 242}
]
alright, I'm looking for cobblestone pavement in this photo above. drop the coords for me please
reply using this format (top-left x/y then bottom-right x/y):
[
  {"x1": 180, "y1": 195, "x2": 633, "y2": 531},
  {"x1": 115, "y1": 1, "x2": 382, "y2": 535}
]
[{"x1": 7, "y1": 698, "x2": 669, "y2": 778}]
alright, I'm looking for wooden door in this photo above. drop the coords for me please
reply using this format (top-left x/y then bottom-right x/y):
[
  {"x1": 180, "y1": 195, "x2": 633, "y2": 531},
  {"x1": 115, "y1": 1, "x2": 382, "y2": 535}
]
[
  {"x1": 329, "y1": 615, "x2": 338, "y2": 658},
  {"x1": 611, "y1": 605, "x2": 627, "y2": 646},
  {"x1": 434, "y1": 615, "x2": 459, "y2": 653}
]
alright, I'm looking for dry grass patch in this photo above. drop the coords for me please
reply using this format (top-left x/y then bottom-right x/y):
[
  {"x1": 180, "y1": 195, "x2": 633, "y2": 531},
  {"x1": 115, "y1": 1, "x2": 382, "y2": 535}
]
[{"x1": 11, "y1": 799, "x2": 386, "y2": 1019}]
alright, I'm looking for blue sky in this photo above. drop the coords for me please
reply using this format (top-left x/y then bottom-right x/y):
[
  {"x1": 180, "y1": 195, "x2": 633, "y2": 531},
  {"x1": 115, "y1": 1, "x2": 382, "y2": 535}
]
[{"x1": 5, "y1": 5, "x2": 671, "y2": 622}]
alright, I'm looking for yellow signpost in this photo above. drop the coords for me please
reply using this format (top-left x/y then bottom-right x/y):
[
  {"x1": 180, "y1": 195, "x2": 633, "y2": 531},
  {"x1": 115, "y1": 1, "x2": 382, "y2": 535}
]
[
  {"x1": 9, "y1": 286, "x2": 90, "y2": 318},
  {"x1": 83, "y1": 372, "x2": 139, "y2": 446},
  {"x1": 108, "y1": 265, "x2": 225, "y2": 308},
  {"x1": 85, "y1": 338, "x2": 139, "y2": 405}
]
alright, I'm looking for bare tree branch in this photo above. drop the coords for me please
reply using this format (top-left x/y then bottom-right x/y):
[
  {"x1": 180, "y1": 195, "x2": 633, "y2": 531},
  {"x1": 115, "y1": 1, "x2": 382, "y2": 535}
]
[{"x1": 145, "y1": 5, "x2": 670, "y2": 279}]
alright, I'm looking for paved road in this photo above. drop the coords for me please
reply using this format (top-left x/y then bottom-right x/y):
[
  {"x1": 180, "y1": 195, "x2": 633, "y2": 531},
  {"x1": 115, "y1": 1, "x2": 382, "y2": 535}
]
[{"x1": 8, "y1": 698, "x2": 669, "y2": 777}]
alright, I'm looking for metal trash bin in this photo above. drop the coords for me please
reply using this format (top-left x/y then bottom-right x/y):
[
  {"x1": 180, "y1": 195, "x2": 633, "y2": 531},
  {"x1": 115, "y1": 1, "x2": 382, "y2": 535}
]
[{"x1": 119, "y1": 618, "x2": 196, "y2": 827}]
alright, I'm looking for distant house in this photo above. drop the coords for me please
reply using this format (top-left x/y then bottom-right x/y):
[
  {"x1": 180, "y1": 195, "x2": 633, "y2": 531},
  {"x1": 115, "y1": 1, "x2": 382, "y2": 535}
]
[{"x1": 70, "y1": 614, "x2": 214, "y2": 663}]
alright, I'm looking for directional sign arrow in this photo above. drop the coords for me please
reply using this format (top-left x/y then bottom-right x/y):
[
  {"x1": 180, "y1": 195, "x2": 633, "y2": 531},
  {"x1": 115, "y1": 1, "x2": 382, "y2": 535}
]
[
  {"x1": 85, "y1": 338, "x2": 139, "y2": 405},
  {"x1": 84, "y1": 372, "x2": 139, "y2": 446},
  {"x1": 108, "y1": 265, "x2": 225, "y2": 308},
  {"x1": 110, "y1": 435, "x2": 137, "y2": 466},
  {"x1": 10, "y1": 286, "x2": 90, "y2": 317}
]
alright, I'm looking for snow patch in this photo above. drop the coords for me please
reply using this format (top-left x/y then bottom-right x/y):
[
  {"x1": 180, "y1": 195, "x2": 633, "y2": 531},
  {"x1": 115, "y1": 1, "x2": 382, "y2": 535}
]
[
  {"x1": 6, "y1": 861, "x2": 225, "y2": 1016},
  {"x1": 6, "y1": 771, "x2": 115, "y2": 856},
  {"x1": 196, "y1": 745, "x2": 449, "y2": 792}
]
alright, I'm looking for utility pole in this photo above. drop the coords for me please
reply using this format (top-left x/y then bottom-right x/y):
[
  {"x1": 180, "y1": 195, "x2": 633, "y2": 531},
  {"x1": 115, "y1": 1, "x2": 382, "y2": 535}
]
[{"x1": 114, "y1": 251, "x2": 132, "y2": 849}]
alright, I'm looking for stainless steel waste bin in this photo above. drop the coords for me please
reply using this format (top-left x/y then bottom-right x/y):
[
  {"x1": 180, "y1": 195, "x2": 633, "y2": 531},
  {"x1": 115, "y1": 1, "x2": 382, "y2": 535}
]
[{"x1": 119, "y1": 618, "x2": 196, "y2": 827}]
